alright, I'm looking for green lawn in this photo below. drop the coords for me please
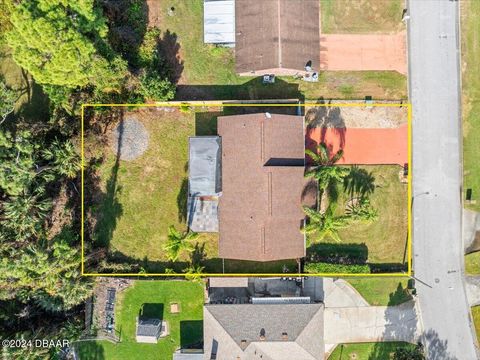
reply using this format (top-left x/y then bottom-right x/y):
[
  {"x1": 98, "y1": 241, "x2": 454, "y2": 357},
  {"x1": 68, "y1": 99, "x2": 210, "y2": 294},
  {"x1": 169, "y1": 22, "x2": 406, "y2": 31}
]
[
  {"x1": 320, "y1": 0, "x2": 404, "y2": 34},
  {"x1": 328, "y1": 342, "x2": 418, "y2": 360},
  {"x1": 92, "y1": 110, "x2": 203, "y2": 263},
  {"x1": 152, "y1": 0, "x2": 406, "y2": 100},
  {"x1": 346, "y1": 278, "x2": 412, "y2": 306},
  {"x1": 462, "y1": 1, "x2": 480, "y2": 211},
  {"x1": 471, "y1": 306, "x2": 480, "y2": 342},
  {"x1": 75, "y1": 281, "x2": 204, "y2": 360},
  {"x1": 307, "y1": 165, "x2": 408, "y2": 266},
  {"x1": 465, "y1": 252, "x2": 480, "y2": 275}
]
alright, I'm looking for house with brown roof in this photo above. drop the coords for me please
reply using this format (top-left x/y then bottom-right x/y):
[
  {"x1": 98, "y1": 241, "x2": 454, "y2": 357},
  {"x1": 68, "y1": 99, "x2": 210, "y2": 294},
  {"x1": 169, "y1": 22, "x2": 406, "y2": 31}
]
[{"x1": 217, "y1": 113, "x2": 306, "y2": 261}]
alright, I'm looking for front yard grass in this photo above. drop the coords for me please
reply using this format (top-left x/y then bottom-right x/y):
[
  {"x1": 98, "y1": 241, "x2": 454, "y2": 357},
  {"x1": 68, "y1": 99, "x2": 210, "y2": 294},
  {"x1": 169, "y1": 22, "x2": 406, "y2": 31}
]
[
  {"x1": 320, "y1": 0, "x2": 404, "y2": 34},
  {"x1": 471, "y1": 306, "x2": 480, "y2": 343},
  {"x1": 465, "y1": 252, "x2": 480, "y2": 275},
  {"x1": 461, "y1": 0, "x2": 480, "y2": 211},
  {"x1": 75, "y1": 281, "x2": 204, "y2": 360},
  {"x1": 328, "y1": 342, "x2": 419, "y2": 360},
  {"x1": 346, "y1": 278, "x2": 412, "y2": 306},
  {"x1": 307, "y1": 165, "x2": 408, "y2": 266},
  {"x1": 152, "y1": 0, "x2": 407, "y2": 100}
]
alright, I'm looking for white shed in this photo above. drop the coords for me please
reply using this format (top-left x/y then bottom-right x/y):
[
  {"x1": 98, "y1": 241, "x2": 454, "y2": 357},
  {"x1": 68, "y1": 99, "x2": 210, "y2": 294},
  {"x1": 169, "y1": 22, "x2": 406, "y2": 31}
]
[{"x1": 203, "y1": 0, "x2": 235, "y2": 46}]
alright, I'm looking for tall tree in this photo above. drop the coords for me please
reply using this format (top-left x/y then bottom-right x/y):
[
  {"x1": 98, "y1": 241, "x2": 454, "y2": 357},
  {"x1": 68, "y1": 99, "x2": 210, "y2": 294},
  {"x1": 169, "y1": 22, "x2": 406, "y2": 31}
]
[
  {"x1": 0, "y1": 228, "x2": 92, "y2": 312},
  {"x1": 305, "y1": 142, "x2": 349, "y2": 190},
  {"x1": 6, "y1": 0, "x2": 127, "y2": 90}
]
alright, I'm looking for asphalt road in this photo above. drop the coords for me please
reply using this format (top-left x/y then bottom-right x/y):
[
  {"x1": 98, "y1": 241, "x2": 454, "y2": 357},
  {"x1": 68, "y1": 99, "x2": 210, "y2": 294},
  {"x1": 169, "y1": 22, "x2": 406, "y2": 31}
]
[{"x1": 408, "y1": 1, "x2": 478, "y2": 359}]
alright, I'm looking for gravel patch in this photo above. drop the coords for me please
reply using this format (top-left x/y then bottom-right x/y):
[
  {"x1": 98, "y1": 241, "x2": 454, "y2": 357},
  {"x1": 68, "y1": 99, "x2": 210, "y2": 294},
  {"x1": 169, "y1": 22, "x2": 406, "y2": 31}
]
[{"x1": 110, "y1": 117, "x2": 149, "y2": 161}]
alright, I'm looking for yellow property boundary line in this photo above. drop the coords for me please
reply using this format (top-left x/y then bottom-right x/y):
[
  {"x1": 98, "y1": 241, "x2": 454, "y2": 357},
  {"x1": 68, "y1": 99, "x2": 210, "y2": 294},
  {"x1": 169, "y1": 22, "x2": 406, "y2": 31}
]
[{"x1": 81, "y1": 102, "x2": 412, "y2": 278}]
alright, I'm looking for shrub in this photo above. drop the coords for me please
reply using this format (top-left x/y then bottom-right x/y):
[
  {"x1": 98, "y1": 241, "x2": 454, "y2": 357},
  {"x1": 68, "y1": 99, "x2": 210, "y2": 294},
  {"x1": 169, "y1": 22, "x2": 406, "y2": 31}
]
[
  {"x1": 138, "y1": 71, "x2": 176, "y2": 101},
  {"x1": 304, "y1": 262, "x2": 370, "y2": 274}
]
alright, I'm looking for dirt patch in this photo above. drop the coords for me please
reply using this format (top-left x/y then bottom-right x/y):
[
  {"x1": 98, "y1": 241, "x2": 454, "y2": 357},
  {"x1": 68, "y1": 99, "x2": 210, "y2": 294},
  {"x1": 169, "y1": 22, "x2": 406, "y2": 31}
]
[
  {"x1": 305, "y1": 105, "x2": 407, "y2": 128},
  {"x1": 146, "y1": 0, "x2": 163, "y2": 27}
]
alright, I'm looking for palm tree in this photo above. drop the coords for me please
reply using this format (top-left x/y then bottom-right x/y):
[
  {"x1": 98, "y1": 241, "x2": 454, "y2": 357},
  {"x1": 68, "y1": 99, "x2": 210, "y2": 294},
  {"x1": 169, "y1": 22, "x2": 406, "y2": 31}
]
[
  {"x1": 1, "y1": 190, "x2": 52, "y2": 241},
  {"x1": 163, "y1": 225, "x2": 199, "y2": 262},
  {"x1": 343, "y1": 166, "x2": 376, "y2": 200},
  {"x1": 302, "y1": 206, "x2": 351, "y2": 243},
  {"x1": 345, "y1": 198, "x2": 378, "y2": 223},
  {"x1": 305, "y1": 142, "x2": 349, "y2": 191},
  {"x1": 183, "y1": 263, "x2": 205, "y2": 282},
  {"x1": 42, "y1": 139, "x2": 81, "y2": 179}
]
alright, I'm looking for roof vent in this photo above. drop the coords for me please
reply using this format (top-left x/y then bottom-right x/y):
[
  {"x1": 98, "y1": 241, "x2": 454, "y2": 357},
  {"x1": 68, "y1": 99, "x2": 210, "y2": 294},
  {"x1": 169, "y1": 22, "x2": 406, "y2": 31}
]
[
  {"x1": 282, "y1": 332, "x2": 288, "y2": 341},
  {"x1": 259, "y1": 328, "x2": 266, "y2": 341},
  {"x1": 240, "y1": 340, "x2": 247, "y2": 349},
  {"x1": 265, "y1": 112, "x2": 272, "y2": 119}
]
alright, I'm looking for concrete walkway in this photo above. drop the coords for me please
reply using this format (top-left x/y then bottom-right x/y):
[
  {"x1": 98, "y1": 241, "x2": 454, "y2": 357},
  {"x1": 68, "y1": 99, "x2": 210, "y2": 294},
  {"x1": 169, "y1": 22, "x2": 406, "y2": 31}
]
[
  {"x1": 464, "y1": 209, "x2": 480, "y2": 253},
  {"x1": 465, "y1": 276, "x2": 480, "y2": 307}
]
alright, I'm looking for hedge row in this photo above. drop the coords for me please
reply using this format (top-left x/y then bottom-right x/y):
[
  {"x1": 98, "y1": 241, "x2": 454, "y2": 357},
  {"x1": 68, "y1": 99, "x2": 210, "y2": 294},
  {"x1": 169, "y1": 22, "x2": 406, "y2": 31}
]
[{"x1": 304, "y1": 262, "x2": 371, "y2": 274}]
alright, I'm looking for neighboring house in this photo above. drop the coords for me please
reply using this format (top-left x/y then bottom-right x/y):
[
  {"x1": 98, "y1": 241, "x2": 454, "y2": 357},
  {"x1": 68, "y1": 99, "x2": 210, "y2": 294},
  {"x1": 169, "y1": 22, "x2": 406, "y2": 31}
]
[
  {"x1": 205, "y1": 277, "x2": 324, "y2": 360},
  {"x1": 203, "y1": 0, "x2": 406, "y2": 74}
]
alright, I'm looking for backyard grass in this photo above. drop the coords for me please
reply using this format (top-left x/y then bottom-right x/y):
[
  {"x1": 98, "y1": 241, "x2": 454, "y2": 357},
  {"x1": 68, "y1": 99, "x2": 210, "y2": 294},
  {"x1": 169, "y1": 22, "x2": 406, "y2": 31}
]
[
  {"x1": 320, "y1": 0, "x2": 405, "y2": 34},
  {"x1": 328, "y1": 342, "x2": 419, "y2": 360},
  {"x1": 91, "y1": 109, "x2": 217, "y2": 264},
  {"x1": 308, "y1": 165, "x2": 408, "y2": 265},
  {"x1": 151, "y1": 0, "x2": 407, "y2": 100},
  {"x1": 465, "y1": 252, "x2": 480, "y2": 275},
  {"x1": 471, "y1": 306, "x2": 480, "y2": 342},
  {"x1": 75, "y1": 281, "x2": 204, "y2": 360},
  {"x1": 461, "y1": 1, "x2": 480, "y2": 211},
  {"x1": 346, "y1": 278, "x2": 412, "y2": 306}
]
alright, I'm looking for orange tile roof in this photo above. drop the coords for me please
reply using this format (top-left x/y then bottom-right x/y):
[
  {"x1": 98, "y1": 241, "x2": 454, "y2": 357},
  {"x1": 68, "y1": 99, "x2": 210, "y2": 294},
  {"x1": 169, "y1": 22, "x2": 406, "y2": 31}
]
[{"x1": 305, "y1": 124, "x2": 408, "y2": 166}]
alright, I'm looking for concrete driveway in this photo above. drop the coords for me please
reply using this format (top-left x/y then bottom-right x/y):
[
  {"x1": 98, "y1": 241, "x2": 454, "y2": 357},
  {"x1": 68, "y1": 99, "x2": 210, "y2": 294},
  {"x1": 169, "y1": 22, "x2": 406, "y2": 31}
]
[{"x1": 324, "y1": 300, "x2": 422, "y2": 344}]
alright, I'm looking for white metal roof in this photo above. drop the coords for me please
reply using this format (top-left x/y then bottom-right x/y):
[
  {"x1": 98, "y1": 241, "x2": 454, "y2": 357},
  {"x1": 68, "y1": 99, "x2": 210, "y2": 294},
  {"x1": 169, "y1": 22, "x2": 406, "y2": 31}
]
[{"x1": 204, "y1": 0, "x2": 235, "y2": 44}]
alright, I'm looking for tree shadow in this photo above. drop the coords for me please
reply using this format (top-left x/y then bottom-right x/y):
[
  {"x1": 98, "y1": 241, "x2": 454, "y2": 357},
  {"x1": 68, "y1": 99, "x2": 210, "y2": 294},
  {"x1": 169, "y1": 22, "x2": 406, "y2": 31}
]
[
  {"x1": 74, "y1": 341, "x2": 105, "y2": 360},
  {"x1": 343, "y1": 165, "x2": 376, "y2": 200},
  {"x1": 139, "y1": 303, "x2": 164, "y2": 321},
  {"x1": 194, "y1": 111, "x2": 221, "y2": 136},
  {"x1": 100, "y1": 0, "x2": 149, "y2": 67},
  {"x1": 180, "y1": 320, "x2": 203, "y2": 349},
  {"x1": 157, "y1": 29, "x2": 184, "y2": 84},
  {"x1": 177, "y1": 177, "x2": 188, "y2": 223},
  {"x1": 191, "y1": 242, "x2": 207, "y2": 267},
  {"x1": 367, "y1": 282, "x2": 420, "y2": 360},
  {"x1": 175, "y1": 77, "x2": 304, "y2": 102},
  {"x1": 93, "y1": 116, "x2": 124, "y2": 248}
]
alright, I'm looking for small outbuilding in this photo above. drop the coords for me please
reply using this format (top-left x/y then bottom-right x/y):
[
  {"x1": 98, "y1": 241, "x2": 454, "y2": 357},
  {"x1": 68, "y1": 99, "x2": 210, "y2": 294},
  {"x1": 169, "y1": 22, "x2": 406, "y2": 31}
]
[{"x1": 135, "y1": 318, "x2": 168, "y2": 343}]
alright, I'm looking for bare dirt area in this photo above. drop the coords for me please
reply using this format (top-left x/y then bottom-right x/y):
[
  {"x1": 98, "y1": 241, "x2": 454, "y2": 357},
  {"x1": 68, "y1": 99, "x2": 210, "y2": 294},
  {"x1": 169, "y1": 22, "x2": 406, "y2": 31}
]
[{"x1": 305, "y1": 104, "x2": 408, "y2": 128}]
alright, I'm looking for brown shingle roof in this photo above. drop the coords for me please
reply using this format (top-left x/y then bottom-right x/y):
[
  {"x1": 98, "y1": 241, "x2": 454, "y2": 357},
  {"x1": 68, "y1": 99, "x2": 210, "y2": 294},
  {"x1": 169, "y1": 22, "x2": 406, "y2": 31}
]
[
  {"x1": 235, "y1": 0, "x2": 320, "y2": 74},
  {"x1": 218, "y1": 113, "x2": 305, "y2": 261}
]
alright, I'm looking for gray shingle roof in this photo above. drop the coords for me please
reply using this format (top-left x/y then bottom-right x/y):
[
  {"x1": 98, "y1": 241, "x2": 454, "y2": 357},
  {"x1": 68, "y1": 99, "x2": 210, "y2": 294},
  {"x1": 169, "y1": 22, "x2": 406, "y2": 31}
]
[
  {"x1": 206, "y1": 303, "x2": 321, "y2": 342},
  {"x1": 136, "y1": 318, "x2": 161, "y2": 337},
  {"x1": 204, "y1": 303, "x2": 324, "y2": 359}
]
